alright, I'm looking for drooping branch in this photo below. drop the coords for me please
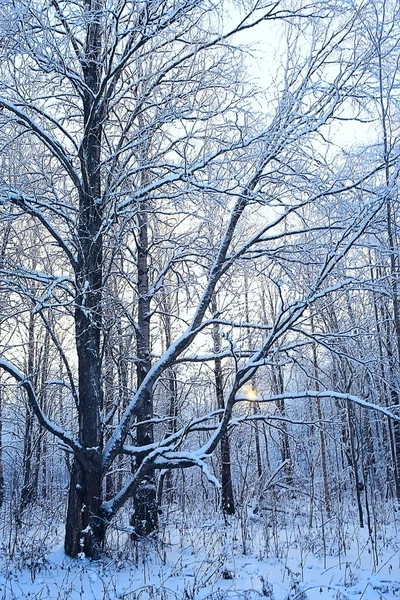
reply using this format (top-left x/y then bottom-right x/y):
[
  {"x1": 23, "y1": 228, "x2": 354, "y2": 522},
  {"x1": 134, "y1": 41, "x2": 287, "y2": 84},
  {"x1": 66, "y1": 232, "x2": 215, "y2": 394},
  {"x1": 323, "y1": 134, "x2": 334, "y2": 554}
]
[
  {"x1": 0, "y1": 99, "x2": 82, "y2": 191},
  {"x1": 0, "y1": 358, "x2": 83, "y2": 455},
  {"x1": 0, "y1": 190, "x2": 78, "y2": 267}
]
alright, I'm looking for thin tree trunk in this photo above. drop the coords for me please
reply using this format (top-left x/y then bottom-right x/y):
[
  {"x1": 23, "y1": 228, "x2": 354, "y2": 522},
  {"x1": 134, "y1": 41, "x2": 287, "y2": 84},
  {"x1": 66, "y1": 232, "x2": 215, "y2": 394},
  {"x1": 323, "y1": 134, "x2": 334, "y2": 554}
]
[
  {"x1": 117, "y1": 311, "x2": 131, "y2": 492},
  {"x1": 311, "y1": 319, "x2": 331, "y2": 517},
  {"x1": 253, "y1": 402, "x2": 263, "y2": 480},
  {"x1": 377, "y1": 42, "x2": 400, "y2": 499},
  {"x1": 244, "y1": 277, "x2": 262, "y2": 481},
  {"x1": 266, "y1": 286, "x2": 292, "y2": 484},
  {"x1": 0, "y1": 380, "x2": 4, "y2": 509},
  {"x1": 272, "y1": 366, "x2": 293, "y2": 485},
  {"x1": 382, "y1": 301, "x2": 400, "y2": 493},
  {"x1": 104, "y1": 341, "x2": 115, "y2": 501},
  {"x1": 212, "y1": 295, "x2": 235, "y2": 515},
  {"x1": 32, "y1": 328, "x2": 50, "y2": 499},
  {"x1": 130, "y1": 192, "x2": 158, "y2": 538},
  {"x1": 160, "y1": 290, "x2": 179, "y2": 502},
  {"x1": 346, "y1": 403, "x2": 364, "y2": 528},
  {"x1": 0, "y1": 221, "x2": 11, "y2": 509},
  {"x1": 19, "y1": 311, "x2": 36, "y2": 513},
  {"x1": 370, "y1": 258, "x2": 400, "y2": 497}
]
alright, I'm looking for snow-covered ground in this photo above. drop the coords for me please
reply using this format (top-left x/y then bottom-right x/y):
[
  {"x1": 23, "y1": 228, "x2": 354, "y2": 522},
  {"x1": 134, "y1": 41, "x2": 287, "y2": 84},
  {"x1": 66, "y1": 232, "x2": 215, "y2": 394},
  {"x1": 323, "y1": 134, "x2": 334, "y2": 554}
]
[{"x1": 1, "y1": 506, "x2": 399, "y2": 599}]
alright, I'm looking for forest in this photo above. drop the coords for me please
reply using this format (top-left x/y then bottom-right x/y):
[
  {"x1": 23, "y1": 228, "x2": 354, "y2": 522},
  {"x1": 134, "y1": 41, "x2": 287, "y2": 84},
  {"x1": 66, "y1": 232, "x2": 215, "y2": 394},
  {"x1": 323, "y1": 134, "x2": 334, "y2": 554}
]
[{"x1": 0, "y1": 0, "x2": 400, "y2": 598}]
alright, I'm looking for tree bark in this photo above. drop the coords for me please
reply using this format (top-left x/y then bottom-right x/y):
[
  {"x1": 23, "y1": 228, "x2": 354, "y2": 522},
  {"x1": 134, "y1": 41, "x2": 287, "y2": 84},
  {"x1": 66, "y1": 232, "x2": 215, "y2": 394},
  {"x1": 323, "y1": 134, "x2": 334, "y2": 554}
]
[
  {"x1": 311, "y1": 320, "x2": 331, "y2": 517},
  {"x1": 65, "y1": 0, "x2": 105, "y2": 558},
  {"x1": 377, "y1": 37, "x2": 400, "y2": 499},
  {"x1": 346, "y1": 403, "x2": 364, "y2": 528},
  {"x1": 272, "y1": 366, "x2": 293, "y2": 486},
  {"x1": 0, "y1": 380, "x2": 4, "y2": 509},
  {"x1": 130, "y1": 194, "x2": 158, "y2": 538},
  {"x1": 19, "y1": 311, "x2": 36, "y2": 513},
  {"x1": 212, "y1": 295, "x2": 235, "y2": 515},
  {"x1": 370, "y1": 259, "x2": 400, "y2": 497}
]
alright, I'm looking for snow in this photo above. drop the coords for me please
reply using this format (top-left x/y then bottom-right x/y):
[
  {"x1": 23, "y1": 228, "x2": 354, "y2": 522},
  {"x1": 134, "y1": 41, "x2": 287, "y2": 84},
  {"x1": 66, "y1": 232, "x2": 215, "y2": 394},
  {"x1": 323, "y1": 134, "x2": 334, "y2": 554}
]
[{"x1": 1, "y1": 513, "x2": 399, "y2": 600}]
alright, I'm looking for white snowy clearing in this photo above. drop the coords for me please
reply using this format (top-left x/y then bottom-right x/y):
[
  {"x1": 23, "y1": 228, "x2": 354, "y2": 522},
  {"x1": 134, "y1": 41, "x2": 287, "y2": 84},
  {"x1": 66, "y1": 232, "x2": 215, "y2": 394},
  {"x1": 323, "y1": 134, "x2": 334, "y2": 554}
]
[{"x1": 1, "y1": 503, "x2": 399, "y2": 600}]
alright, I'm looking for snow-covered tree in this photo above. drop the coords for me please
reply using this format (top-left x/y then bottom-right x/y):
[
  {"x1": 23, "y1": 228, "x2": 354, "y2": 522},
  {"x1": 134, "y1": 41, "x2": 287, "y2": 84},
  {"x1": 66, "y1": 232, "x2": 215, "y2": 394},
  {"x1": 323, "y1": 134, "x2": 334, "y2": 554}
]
[{"x1": 0, "y1": 0, "x2": 396, "y2": 558}]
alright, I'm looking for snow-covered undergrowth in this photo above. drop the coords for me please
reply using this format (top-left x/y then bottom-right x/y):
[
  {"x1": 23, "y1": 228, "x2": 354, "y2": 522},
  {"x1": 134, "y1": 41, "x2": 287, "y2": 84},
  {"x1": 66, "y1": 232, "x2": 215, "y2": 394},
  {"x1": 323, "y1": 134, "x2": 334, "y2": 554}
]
[{"x1": 0, "y1": 500, "x2": 399, "y2": 600}]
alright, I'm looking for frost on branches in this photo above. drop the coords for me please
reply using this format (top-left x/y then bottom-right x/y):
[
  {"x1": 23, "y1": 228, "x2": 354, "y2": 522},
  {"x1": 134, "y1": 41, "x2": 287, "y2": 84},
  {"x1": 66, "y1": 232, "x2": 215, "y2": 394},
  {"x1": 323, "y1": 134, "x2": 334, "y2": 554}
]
[{"x1": 0, "y1": 0, "x2": 399, "y2": 560}]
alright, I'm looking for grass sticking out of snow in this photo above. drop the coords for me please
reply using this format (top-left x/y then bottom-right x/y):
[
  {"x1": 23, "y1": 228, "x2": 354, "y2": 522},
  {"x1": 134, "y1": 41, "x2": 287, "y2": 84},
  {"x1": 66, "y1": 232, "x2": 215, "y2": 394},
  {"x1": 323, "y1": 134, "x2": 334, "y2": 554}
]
[{"x1": 0, "y1": 499, "x2": 399, "y2": 599}]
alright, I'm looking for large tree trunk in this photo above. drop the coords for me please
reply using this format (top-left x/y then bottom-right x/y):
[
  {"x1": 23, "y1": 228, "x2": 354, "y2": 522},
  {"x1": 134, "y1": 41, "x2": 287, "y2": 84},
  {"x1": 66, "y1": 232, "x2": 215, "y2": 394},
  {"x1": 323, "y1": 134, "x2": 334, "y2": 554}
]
[
  {"x1": 65, "y1": 198, "x2": 105, "y2": 558},
  {"x1": 64, "y1": 0, "x2": 105, "y2": 558},
  {"x1": 65, "y1": 458, "x2": 104, "y2": 557}
]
